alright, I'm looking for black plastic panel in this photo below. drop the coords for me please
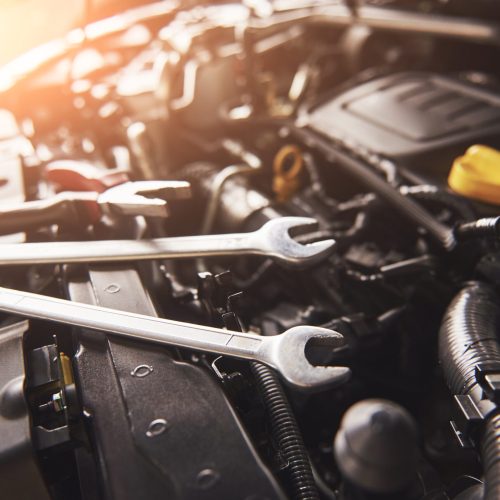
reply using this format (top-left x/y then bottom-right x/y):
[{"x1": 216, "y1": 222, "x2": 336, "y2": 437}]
[
  {"x1": 306, "y1": 72, "x2": 500, "y2": 173},
  {"x1": 66, "y1": 265, "x2": 285, "y2": 500}
]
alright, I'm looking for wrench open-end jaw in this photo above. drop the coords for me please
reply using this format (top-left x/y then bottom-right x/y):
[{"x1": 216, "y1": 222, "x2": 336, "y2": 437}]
[
  {"x1": 259, "y1": 326, "x2": 351, "y2": 390},
  {"x1": 98, "y1": 180, "x2": 192, "y2": 218},
  {"x1": 252, "y1": 217, "x2": 335, "y2": 267},
  {"x1": 0, "y1": 179, "x2": 192, "y2": 236}
]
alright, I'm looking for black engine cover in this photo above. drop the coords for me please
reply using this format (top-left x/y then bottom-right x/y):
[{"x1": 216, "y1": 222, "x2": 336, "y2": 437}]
[{"x1": 306, "y1": 72, "x2": 500, "y2": 175}]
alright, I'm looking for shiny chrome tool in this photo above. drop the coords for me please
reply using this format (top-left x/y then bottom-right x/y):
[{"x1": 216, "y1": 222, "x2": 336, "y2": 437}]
[
  {"x1": 0, "y1": 179, "x2": 191, "y2": 235},
  {"x1": 95, "y1": 180, "x2": 191, "y2": 217},
  {"x1": 0, "y1": 285, "x2": 350, "y2": 391},
  {"x1": 0, "y1": 217, "x2": 335, "y2": 268}
]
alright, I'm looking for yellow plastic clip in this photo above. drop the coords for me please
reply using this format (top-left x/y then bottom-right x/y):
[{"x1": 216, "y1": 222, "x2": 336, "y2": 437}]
[{"x1": 448, "y1": 145, "x2": 500, "y2": 206}]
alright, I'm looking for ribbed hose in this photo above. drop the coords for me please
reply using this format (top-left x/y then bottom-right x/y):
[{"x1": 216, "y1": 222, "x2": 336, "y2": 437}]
[
  {"x1": 251, "y1": 361, "x2": 319, "y2": 500},
  {"x1": 439, "y1": 283, "x2": 500, "y2": 396},
  {"x1": 482, "y1": 413, "x2": 500, "y2": 500},
  {"x1": 439, "y1": 282, "x2": 500, "y2": 500}
]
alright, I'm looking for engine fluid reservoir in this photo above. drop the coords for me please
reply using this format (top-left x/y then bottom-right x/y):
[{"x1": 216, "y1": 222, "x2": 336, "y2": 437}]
[{"x1": 448, "y1": 144, "x2": 500, "y2": 206}]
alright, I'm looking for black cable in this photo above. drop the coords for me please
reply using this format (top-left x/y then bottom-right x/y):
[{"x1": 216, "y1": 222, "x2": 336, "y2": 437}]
[
  {"x1": 251, "y1": 361, "x2": 320, "y2": 500},
  {"x1": 400, "y1": 185, "x2": 476, "y2": 222},
  {"x1": 291, "y1": 126, "x2": 457, "y2": 250},
  {"x1": 455, "y1": 217, "x2": 500, "y2": 242}
]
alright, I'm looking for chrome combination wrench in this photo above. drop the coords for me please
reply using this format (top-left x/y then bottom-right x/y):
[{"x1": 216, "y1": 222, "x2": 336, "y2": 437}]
[
  {"x1": 0, "y1": 286, "x2": 350, "y2": 391},
  {"x1": 0, "y1": 217, "x2": 335, "y2": 268}
]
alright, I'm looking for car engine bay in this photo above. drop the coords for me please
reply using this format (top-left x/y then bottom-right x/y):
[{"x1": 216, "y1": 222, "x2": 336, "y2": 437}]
[{"x1": 1, "y1": 1, "x2": 500, "y2": 499}]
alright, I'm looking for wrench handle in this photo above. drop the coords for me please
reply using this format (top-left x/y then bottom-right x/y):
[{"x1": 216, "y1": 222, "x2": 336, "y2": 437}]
[
  {"x1": 0, "y1": 286, "x2": 265, "y2": 359},
  {"x1": 0, "y1": 197, "x2": 77, "y2": 235},
  {"x1": 0, "y1": 232, "x2": 259, "y2": 265}
]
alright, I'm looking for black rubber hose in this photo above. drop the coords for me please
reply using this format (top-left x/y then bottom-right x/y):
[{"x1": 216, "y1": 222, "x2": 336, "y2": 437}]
[
  {"x1": 400, "y1": 185, "x2": 476, "y2": 222},
  {"x1": 482, "y1": 412, "x2": 500, "y2": 500},
  {"x1": 172, "y1": 161, "x2": 217, "y2": 199},
  {"x1": 439, "y1": 283, "x2": 500, "y2": 500},
  {"x1": 455, "y1": 217, "x2": 500, "y2": 242},
  {"x1": 439, "y1": 283, "x2": 500, "y2": 396},
  {"x1": 291, "y1": 126, "x2": 457, "y2": 250},
  {"x1": 250, "y1": 361, "x2": 320, "y2": 500}
]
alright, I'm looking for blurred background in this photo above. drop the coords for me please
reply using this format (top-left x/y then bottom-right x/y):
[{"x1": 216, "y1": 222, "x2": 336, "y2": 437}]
[{"x1": 0, "y1": 0, "x2": 148, "y2": 66}]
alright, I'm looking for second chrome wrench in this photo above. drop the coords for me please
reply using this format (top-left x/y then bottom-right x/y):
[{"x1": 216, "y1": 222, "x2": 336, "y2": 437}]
[
  {"x1": 0, "y1": 286, "x2": 350, "y2": 391},
  {"x1": 0, "y1": 217, "x2": 335, "y2": 268}
]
